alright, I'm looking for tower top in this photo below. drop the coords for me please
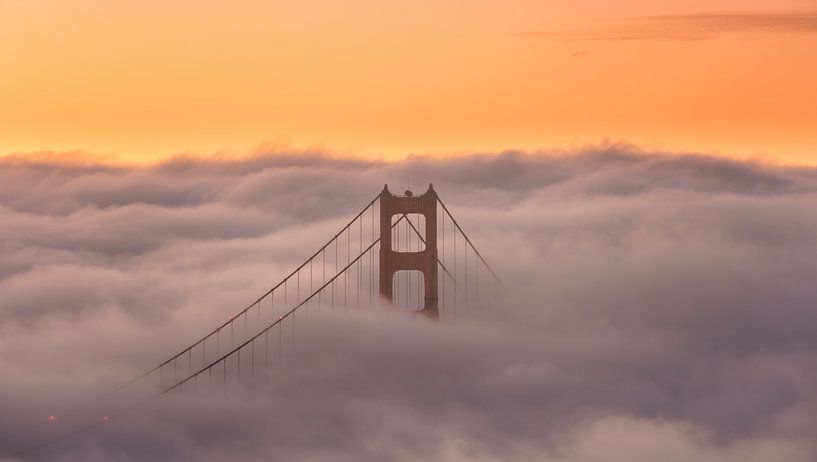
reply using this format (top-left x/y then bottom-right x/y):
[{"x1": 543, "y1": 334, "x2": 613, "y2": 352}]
[{"x1": 381, "y1": 184, "x2": 435, "y2": 198}]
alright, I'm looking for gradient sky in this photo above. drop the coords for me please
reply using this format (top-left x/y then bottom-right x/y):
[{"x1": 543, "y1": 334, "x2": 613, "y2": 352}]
[{"x1": 2, "y1": 0, "x2": 816, "y2": 163}]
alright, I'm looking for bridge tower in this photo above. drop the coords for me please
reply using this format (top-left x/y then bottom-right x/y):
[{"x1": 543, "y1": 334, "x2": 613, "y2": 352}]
[{"x1": 379, "y1": 184, "x2": 438, "y2": 318}]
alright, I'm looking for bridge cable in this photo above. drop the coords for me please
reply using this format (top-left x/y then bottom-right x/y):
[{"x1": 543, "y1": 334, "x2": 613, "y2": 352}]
[
  {"x1": 436, "y1": 197, "x2": 503, "y2": 287},
  {"x1": 13, "y1": 215, "x2": 409, "y2": 457},
  {"x1": 109, "y1": 194, "x2": 381, "y2": 394}
]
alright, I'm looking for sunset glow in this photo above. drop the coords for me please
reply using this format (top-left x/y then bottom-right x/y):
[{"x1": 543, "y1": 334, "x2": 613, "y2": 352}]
[
  {"x1": 5, "y1": 3, "x2": 817, "y2": 460},
  {"x1": 2, "y1": 0, "x2": 815, "y2": 163}
]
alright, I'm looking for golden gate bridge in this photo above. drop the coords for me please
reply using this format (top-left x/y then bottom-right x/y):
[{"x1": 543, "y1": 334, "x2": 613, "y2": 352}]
[{"x1": 5, "y1": 184, "x2": 501, "y2": 457}]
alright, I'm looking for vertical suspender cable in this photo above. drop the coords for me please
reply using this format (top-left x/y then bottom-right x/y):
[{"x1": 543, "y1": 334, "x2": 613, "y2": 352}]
[
  {"x1": 441, "y1": 205, "x2": 445, "y2": 318},
  {"x1": 465, "y1": 238, "x2": 468, "y2": 313},
  {"x1": 369, "y1": 203, "x2": 373, "y2": 305},
  {"x1": 417, "y1": 217, "x2": 421, "y2": 310},
  {"x1": 437, "y1": 197, "x2": 503, "y2": 286},
  {"x1": 345, "y1": 227, "x2": 349, "y2": 309},
  {"x1": 406, "y1": 216, "x2": 410, "y2": 308},
  {"x1": 307, "y1": 259, "x2": 312, "y2": 356},
  {"x1": 475, "y1": 250, "x2": 479, "y2": 315},
  {"x1": 453, "y1": 219, "x2": 457, "y2": 317}
]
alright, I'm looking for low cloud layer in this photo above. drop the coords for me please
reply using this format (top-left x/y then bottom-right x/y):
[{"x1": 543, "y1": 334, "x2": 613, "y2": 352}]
[{"x1": 2, "y1": 145, "x2": 817, "y2": 461}]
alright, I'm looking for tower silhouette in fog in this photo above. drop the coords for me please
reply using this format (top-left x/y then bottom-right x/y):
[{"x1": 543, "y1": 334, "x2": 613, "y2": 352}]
[{"x1": 378, "y1": 184, "x2": 439, "y2": 318}]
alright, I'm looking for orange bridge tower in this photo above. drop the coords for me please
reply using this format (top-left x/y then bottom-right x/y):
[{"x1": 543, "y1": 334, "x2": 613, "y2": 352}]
[{"x1": 378, "y1": 184, "x2": 439, "y2": 318}]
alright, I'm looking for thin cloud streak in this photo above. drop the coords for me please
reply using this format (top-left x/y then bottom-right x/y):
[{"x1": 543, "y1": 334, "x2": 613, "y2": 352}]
[{"x1": 524, "y1": 11, "x2": 817, "y2": 41}]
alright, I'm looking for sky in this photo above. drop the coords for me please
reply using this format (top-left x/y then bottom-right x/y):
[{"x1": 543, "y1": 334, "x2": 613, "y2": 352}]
[
  {"x1": 1, "y1": 0, "x2": 816, "y2": 163},
  {"x1": 3, "y1": 148, "x2": 817, "y2": 460}
]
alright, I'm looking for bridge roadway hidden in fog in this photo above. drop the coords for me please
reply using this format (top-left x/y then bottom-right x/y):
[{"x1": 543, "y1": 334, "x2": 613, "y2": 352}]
[{"x1": 10, "y1": 184, "x2": 501, "y2": 457}]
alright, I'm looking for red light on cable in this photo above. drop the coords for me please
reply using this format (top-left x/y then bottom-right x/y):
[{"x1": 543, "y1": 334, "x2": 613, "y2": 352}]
[{"x1": 47, "y1": 415, "x2": 57, "y2": 422}]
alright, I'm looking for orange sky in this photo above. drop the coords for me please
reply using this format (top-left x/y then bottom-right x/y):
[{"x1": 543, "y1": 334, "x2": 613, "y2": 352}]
[{"x1": 1, "y1": 0, "x2": 816, "y2": 164}]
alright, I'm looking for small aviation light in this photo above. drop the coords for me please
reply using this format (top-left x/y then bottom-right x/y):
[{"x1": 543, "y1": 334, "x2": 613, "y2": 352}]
[
  {"x1": 47, "y1": 415, "x2": 57, "y2": 422},
  {"x1": 101, "y1": 416, "x2": 109, "y2": 422}
]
